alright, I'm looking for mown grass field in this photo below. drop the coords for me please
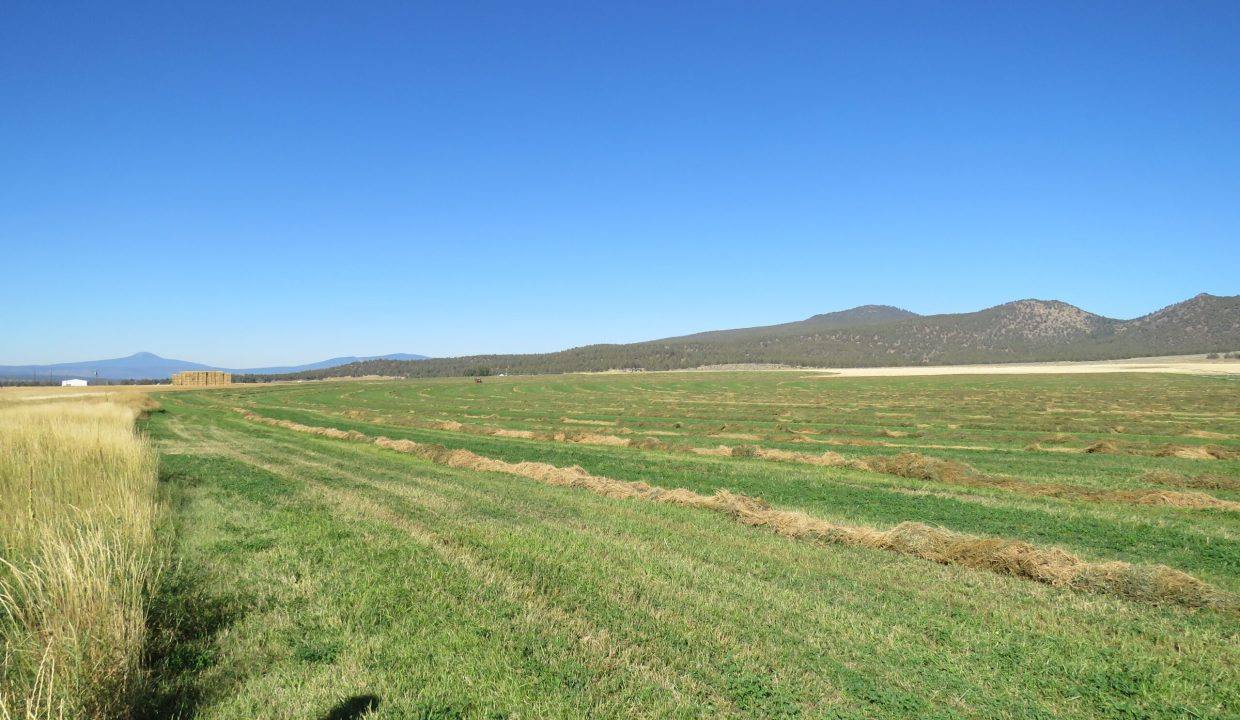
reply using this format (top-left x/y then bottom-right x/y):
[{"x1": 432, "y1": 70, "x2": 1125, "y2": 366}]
[{"x1": 143, "y1": 372, "x2": 1238, "y2": 719}]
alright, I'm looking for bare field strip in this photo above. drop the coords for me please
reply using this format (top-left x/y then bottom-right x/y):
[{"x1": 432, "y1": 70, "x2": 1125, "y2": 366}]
[{"x1": 130, "y1": 371, "x2": 1238, "y2": 718}]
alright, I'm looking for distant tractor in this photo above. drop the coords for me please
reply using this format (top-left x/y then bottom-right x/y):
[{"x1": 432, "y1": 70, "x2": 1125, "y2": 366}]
[
  {"x1": 171, "y1": 370, "x2": 233, "y2": 386},
  {"x1": 61, "y1": 378, "x2": 88, "y2": 387}
]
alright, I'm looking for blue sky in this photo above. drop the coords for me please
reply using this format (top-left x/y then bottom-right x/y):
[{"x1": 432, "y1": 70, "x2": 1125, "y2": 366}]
[{"x1": 2, "y1": 1, "x2": 1237, "y2": 366}]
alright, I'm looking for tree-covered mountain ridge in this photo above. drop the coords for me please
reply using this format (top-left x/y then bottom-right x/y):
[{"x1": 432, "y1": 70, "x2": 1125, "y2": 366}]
[{"x1": 245, "y1": 293, "x2": 1239, "y2": 380}]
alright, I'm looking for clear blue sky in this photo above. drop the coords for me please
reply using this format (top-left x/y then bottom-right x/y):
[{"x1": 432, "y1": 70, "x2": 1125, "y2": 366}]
[{"x1": 2, "y1": 1, "x2": 1237, "y2": 366}]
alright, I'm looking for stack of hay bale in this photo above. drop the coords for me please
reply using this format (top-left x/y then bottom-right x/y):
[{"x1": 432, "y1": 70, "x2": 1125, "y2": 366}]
[{"x1": 171, "y1": 370, "x2": 233, "y2": 386}]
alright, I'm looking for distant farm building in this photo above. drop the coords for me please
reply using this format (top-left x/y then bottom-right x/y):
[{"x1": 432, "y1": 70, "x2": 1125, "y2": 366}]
[
  {"x1": 171, "y1": 370, "x2": 232, "y2": 386},
  {"x1": 61, "y1": 378, "x2": 88, "y2": 387}
]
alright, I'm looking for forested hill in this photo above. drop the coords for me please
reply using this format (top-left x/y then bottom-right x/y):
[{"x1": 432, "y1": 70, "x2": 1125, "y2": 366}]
[{"x1": 238, "y1": 294, "x2": 1240, "y2": 381}]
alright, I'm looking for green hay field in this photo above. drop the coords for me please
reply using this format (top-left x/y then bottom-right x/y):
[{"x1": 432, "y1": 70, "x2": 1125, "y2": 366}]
[{"x1": 143, "y1": 372, "x2": 1238, "y2": 718}]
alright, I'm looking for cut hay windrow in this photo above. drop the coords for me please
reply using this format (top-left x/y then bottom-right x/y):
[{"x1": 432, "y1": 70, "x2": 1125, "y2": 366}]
[
  {"x1": 317, "y1": 411, "x2": 1239, "y2": 511},
  {"x1": 231, "y1": 408, "x2": 1237, "y2": 611},
  {"x1": 1078, "y1": 439, "x2": 1236, "y2": 461},
  {"x1": 234, "y1": 409, "x2": 368, "y2": 441},
  {"x1": 1185, "y1": 429, "x2": 1230, "y2": 440},
  {"x1": 698, "y1": 445, "x2": 1240, "y2": 512},
  {"x1": 1155, "y1": 444, "x2": 1238, "y2": 461},
  {"x1": 858, "y1": 452, "x2": 1240, "y2": 511},
  {"x1": 459, "y1": 415, "x2": 1234, "y2": 509},
  {"x1": 431, "y1": 416, "x2": 634, "y2": 443},
  {"x1": 553, "y1": 431, "x2": 631, "y2": 446},
  {"x1": 492, "y1": 428, "x2": 538, "y2": 439},
  {"x1": 1139, "y1": 470, "x2": 1240, "y2": 492},
  {"x1": 431, "y1": 417, "x2": 660, "y2": 449}
]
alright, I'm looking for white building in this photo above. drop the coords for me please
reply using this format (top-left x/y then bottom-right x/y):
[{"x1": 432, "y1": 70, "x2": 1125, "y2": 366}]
[{"x1": 61, "y1": 379, "x2": 88, "y2": 387}]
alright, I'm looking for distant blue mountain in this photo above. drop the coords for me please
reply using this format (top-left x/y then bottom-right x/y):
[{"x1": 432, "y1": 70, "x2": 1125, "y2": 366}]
[{"x1": 0, "y1": 351, "x2": 429, "y2": 380}]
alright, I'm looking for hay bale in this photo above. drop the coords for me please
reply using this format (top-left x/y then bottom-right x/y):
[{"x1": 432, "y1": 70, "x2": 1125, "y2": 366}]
[{"x1": 173, "y1": 370, "x2": 232, "y2": 386}]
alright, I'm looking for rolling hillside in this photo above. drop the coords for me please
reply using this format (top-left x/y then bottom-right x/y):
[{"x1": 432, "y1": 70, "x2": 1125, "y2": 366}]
[
  {"x1": 665, "y1": 304, "x2": 921, "y2": 342},
  {"x1": 243, "y1": 294, "x2": 1240, "y2": 380}
]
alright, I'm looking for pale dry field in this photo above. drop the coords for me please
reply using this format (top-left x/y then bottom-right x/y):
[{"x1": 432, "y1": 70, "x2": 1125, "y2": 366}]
[
  {"x1": 652, "y1": 354, "x2": 1240, "y2": 378},
  {"x1": 0, "y1": 383, "x2": 236, "y2": 406},
  {"x1": 810, "y1": 355, "x2": 1239, "y2": 378}
]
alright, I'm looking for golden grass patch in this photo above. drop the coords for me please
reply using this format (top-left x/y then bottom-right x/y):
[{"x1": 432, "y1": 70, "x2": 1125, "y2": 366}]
[{"x1": 1, "y1": 400, "x2": 160, "y2": 718}]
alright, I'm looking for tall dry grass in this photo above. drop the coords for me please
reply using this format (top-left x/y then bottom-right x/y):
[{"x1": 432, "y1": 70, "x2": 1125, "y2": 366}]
[{"x1": 0, "y1": 401, "x2": 160, "y2": 719}]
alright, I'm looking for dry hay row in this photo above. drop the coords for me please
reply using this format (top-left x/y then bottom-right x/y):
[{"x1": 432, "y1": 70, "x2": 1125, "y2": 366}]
[
  {"x1": 386, "y1": 413, "x2": 1240, "y2": 508},
  {"x1": 434, "y1": 419, "x2": 645, "y2": 447},
  {"x1": 414, "y1": 415, "x2": 1239, "y2": 511},
  {"x1": 1139, "y1": 470, "x2": 1240, "y2": 492},
  {"x1": 422, "y1": 415, "x2": 1237, "y2": 511},
  {"x1": 811, "y1": 435, "x2": 1237, "y2": 460},
  {"x1": 711, "y1": 446, "x2": 1239, "y2": 512},
  {"x1": 1064, "y1": 440, "x2": 1238, "y2": 461},
  {"x1": 235, "y1": 409, "x2": 369, "y2": 441},
  {"x1": 231, "y1": 408, "x2": 1236, "y2": 611}
]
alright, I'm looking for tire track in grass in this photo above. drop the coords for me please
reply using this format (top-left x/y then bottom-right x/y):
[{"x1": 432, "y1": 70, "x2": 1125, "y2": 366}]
[
  {"x1": 302, "y1": 482, "x2": 724, "y2": 715},
  {"x1": 181, "y1": 422, "x2": 735, "y2": 716},
  {"x1": 205, "y1": 423, "x2": 1048, "y2": 717},
  {"x1": 225, "y1": 431, "x2": 855, "y2": 715},
  {"x1": 154, "y1": 454, "x2": 610, "y2": 718}
]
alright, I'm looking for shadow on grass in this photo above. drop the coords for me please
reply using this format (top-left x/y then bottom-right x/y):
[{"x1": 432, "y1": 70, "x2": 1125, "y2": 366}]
[
  {"x1": 136, "y1": 466, "x2": 246, "y2": 719},
  {"x1": 318, "y1": 695, "x2": 381, "y2": 720},
  {"x1": 135, "y1": 560, "x2": 244, "y2": 720}
]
